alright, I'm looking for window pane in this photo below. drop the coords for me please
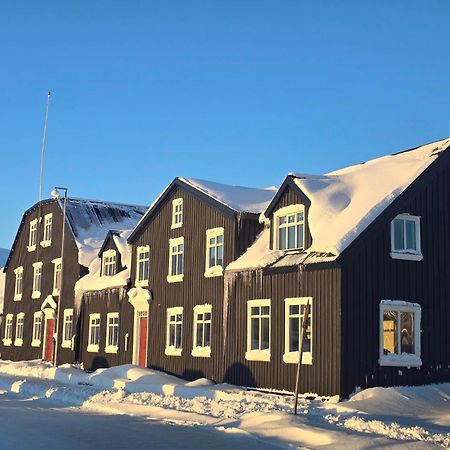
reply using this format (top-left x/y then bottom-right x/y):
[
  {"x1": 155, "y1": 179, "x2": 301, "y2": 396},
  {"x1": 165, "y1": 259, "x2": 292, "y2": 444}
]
[
  {"x1": 261, "y1": 317, "x2": 270, "y2": 350},
  {"x1": 175, "y1": 324, "x2": 182, "y2": 348},
  {"x1": 289, "y1": 316, "x2": 299, "y2": 352},
  {"x1": 171, "y1": 255, "x2": 177, "y2": 275},
  {"x1": 205, "y1": 312, "x2": 211, "y2": 321},
  {"x1": 405, "y1": 220, "x2": 416, "y2": 251},
  {"x1": 287, "y1": 226, "x2": 295, "y2": 249},
  {"x1": 279, "y1": 227, "x2": 286, "y2": 250},
  {"x1": 261, "y1": 306, "x2": 269, "y2": 315},
  {"x1": 400, "y1": 312, "x2": 414, "y2": 354},
  {"x1": 209, "y1": 247, "x2": 215, "y2": 268},
  {"x1": 169, "y1": 324, "x2": 175, "y2": 346},
  {"x1": 289, "y1": 305, "x2": 299, "y2": 315},
  {"x1": 394, "y1": 219, "x2": 404, "y2": 251},
  {"x1": 383, "y1": 310, "x2": 398, "y2": 355},
  {"x1": 204, "y1": 323, "x2": 211, "y2": 347},
  {"x1": 217, "y1": 245, "x2": 223, "y2": 267},
  {"x1": 178, "y1": 253, "x2": 184, "y2": 275},
  {"x1": 197, "y1": 323, "x2": 203, "y2": 347},
  {"x1": 251, "y1": 318, "x2": 259, "y2": 350},
  {"x1": 296, "y1": 224, "x2": 304, "y2": 248}
]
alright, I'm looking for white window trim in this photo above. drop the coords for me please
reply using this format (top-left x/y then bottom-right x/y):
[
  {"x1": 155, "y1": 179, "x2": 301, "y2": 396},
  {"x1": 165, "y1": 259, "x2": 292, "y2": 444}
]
[
  {"x1": 273, "y1": 204, "x2": 305, "y2": 251},
  {"x1": 192, "y1": 304, "x2": 212, "y2": 358},
  {"x1": 245, "y1": 299, "x2": 271, "y2": 362},
  {"x1": 2, "y1": 314, "x2": 13, "y2": 346},
  {"x1": 52, "y1": 258, "x2": 62, "y2": 296},
  {"x1": 165, "y1": 306, "x2": 183, "y2": 356},
  {"x1": 167, "y1": 237, "x2": 184, "y2": 283},
  {"x1": 87, "y1": 313, "x2": 101, "y2": 353},
  {"x1": 13, "y1": 266, "x2": 23, "y2": 301},
  {"x1": 32, "y1": 261, "x2": 43, "y2": 299},
  {"x1": 28, "y1": 218, "x2": 38, "y2": 252},
  {"x1": 204, "y1": 227, "x2": 224, "y2": 278},
  {"x1": 283, "y1": 297, "x2": 313, "y2": 365},
  {"x1": 40, "y1": 213, "x2": 53, "y2": 247},
  {"x1": 102, "y1": 249, "x2": 117, "y2": 277},
  {"x1": 61, "y1": 309, "x2": 74, "y2": 349},
  {"x1": 171, "y1": 198, "x2": 183, "y2": 229},
  {"x1": 105, "y1": 312, "x2": 119, "y2": 354},
  {"x1": 14, "y1": 312, "x2": 25, "y2": 347},
  {"x1": 379, "y1": 300, "x2": 422, "y2": 367},
  {"x1": 32, "y1": 311, "x2": 43, "y2": 347},
  {"x1": 135, "y1": 245, "x2": 150, "y2": 287},
  {"x1": 390, "y1": 214, "x2": 422, "y2": 261}
]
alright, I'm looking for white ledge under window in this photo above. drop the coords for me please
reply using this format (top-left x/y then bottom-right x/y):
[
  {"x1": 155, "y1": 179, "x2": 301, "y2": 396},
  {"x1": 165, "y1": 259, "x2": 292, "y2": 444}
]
[
  {"x1": 135, "y1": 279, "x2": 149, "y2": 288},
  {"x1": 191, "y1": 346, "x2": 211, "y2": 358},
  {"x1": 2, "y1": 338, "x2": 11, "y2": 346},
  {"x1": 32, "y1": 291, "x2": 41, "y2": 299},
  {"x1": 390, "y1": 251, "x2": 423, "y2": 261},
  {"x1": 31, "y1": 339, "x2": 41, "y2": 347},
  {"x1": 167, "y1": 274, "x2": 184, "y2": 283},
  {"x1": 14, "y1": 294, "x2": 22, "y2": 302},
  {"x1": 283, "y1": 351, "x2": 312, "y2": 365},
  {"x1": 40, "y1": 240, "x2": 52, "y2": 248},
  {"x1": 164, "y1": 346, "x2": 182, "y2": 357},
  {"x1": 105, "y1": 345, "x2": 118, "y2": 354},
  {"x1": 204, "y1": 265, "x2": 223, "y2": 278},
  {"x1": 61, "y1": 339, "x2": 72, "y2": 349},
  {"x1": 27, "y1": 244, "x2": 36, "y2": 252},
  {"x1": 87, "y1": 344, "x2": 100, "y2": 353},
  {"x1": 379, "y1": 353, "x2": 422, "y2": 368},
  {"x1": 245, "y1": 349, "x2": 270, "y2": 362},
  {"x1": 14, "y1": 338, "x2": 23, "y2": 347}
]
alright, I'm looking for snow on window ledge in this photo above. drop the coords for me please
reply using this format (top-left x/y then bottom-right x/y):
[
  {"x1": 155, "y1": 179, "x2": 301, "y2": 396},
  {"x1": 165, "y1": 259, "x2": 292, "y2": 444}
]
[
  {"x1": 135, "y1": 279, "x2": 149, "y2": 288},
  {"x1": 379, "y1": 353, "x2": 422, "y2": 368},
  {"x1": 283, "y1": 351, "x2": 312, "y2": 365},
  {"x1": 40, "y1": 240, "x2": 52, "y2": 248},
  {"x1": 32, "y1": 291, "x2": 41, "y2": 299},
  {"x1": 105, "y1": 345, "x2": 118, "y2": 354},
  {"x1": 52, "y1": 289, "x2": 60, "y2": 297},
  {"x1": 14, "y1": 338, "x2": 23, "y2": 347},
  {"x1": 13, "y1": 294, "x2": 22, "y2": 302},
  {"x1": 204, "y1": 265, "x2": 223, "y2": 278},
  {"x1": 170, "y1": 222, "x2": 183, "y2": 230},
  {"x1": 390, "y1": 251, "x2": 423, "y2": 262},
  {"x1": 87, "y1": 344, "x2": 100, "y2": 353},
  {"x1": 31, "y1": 339, "x2": 41, "y2": 347},
  {"x1": 165, "y1": 346, "x2": 182, "y2": 357},
  {"x1": 2, "y1": 338, "x2": 11, "y2": 346},
  {"x1": 191, "y1": 346, "x2": 211, "y2": 358},
  {"x1": 167, "y1": 274, "x2": 184, "y2": 283},
  {"x1": 27, "y1": 244, "x2": 36, "y2": 252},
  {"x1": 61, "y1": 340, "x2": 72, "y2": 349},
  {"x1": 245, "y1": 349, "x2": 270, "y2": 362}
]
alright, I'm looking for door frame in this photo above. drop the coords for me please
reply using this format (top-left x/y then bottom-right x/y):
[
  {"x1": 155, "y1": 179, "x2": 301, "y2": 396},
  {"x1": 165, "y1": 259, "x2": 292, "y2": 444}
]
[
  {"x1": 41, "y1": 295, "x2": 57, "y2": 362},
  {"x1": 128, "y1": 288, "x2": 151, "y2": 366}
]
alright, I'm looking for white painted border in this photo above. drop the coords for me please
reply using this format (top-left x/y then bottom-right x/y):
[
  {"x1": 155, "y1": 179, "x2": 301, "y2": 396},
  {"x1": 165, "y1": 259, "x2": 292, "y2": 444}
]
[
  {"x1": 204, "y1": 228, "x2": 224, "y2": 278},
  {"x1": 135, "y1": 245, "x2": 150, "y2": 287},
  {"x1": 245, "y1": 299, "x2": 271, "y2": 362},
  {"x1": 390, "y1": 214, "x2": 422, "y2": 261},
  {"x1": 14, "y1": 312, "x2": 25, "y2": 347},
  {"x1": 272, "y1": 204, "x2": 305, "y2": 251},
  {"x1": 31, "y1": 311, "x2": 44, "y2": 347},
  {"x1": 87, "y1": 313, "x2": 100, "y2": 353},
  {"x1": 61, "y1": 309, "x2": 74, "y2": 348},
  {"x1": 105, "y1": 312, "x2": 119, "y2": 354},
  {"x1": 128, "y1": 288, "x2": 150, "y2": 366},
  {"x1": 40, "y1": 213, "x2": 53, "y2": 248},
  {"x1": 2, "y1": 314, "x2": 13, "y2": 346},
  {"x1": 171, "y1": 198, "x2": 183, "y2": 229},
  {"x1": 32, "y1": 261, "x2": 43, "y2": 299},
  {"x1": 13, "y1": 266, "x2": 23, "y2": 301},
  {"x1": 102, "y1": 249, "x2": 117, "y2": 277},
  {"x1": 165, "y1": 306, "x2": 183, "y2": 357},
  {"x1": 167, "y1": 237, "x2": 184, "y2": 283},
  {"x1": 27, "y1": 218, "x2": 38, "y2": 252},
  {"x1": 192, "y1": 304, "x2": 212, "y2": 358}
]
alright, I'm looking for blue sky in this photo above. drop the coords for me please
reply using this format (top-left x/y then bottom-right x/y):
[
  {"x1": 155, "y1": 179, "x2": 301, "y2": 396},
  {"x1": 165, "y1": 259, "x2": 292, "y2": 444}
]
[{"x1": 0, "y1": 1, "x2": 449, "y2": 248}]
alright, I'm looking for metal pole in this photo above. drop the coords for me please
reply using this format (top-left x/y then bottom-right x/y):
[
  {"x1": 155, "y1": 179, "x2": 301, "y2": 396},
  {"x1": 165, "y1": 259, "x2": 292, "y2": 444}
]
[
  {"x1": 294, "y1": 299, "x2": 310, "y2": 415},
  {"x1": 39, "y1": 92, "x2": 51, "y2": 203}
]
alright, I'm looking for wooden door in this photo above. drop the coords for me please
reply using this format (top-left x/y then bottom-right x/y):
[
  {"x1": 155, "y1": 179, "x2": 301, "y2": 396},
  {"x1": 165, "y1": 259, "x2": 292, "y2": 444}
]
[
  {"x1": 138, "y1": 316, "x2": 147, "y2": 368},
  {"x1": 44, "y1": 319, "x2": 54, "y2": 362}
]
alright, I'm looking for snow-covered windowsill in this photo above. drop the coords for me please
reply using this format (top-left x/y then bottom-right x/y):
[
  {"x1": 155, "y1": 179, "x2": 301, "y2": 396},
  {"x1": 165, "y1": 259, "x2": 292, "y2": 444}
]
[
  {"x1": 135, "y1": 279, "x2": 149, "y2": 288},
  {"x1": 245, "y1": 349, "x2": 270, "y2": 362},
  {"x1": 390, "y1": 252, "x2": 423, "y2": 262},
  {"x1": 167, "y1": 274, "x2": 184, "y2": 283},
  {"x1": 31, "y1": 339, "x2": 41, "y2": 348},
  {"x1": 2, "y1": 338, "x2": 11, "y2": 346},
  {"x1": 61, "y1": 340, "x2": 72, "y2": 349},
  {"x1": 13, "y1": 294, "x2": 22, "y2": 302},
  {"x1": 283, "y1": 351, "x2": 312, "y2": 365},
  {"x1": 14, "y1": 339, "x2": 23, "y2": 347},
  {"x1": 52, "y1": 289, "x2": 60, "y2": 297},
  {"x1": 379, "y1": 353, "x2": 422, "y2": 368},
  {"x1": 27, "y1": 245, "x2": 36, "y2": 252},
  {"x1": 204, "y1": 265, "x2": 223, "y2": 278},
  {"x1": 40, "y1": 240, "x2": 52, "y2": 248},
  {"x1": 32, "y1": 291, "x2": 41, "y2": 299},
  {"x1": 191, "y1": 346, "x2": 211, "y2": 358},
  {"x1": 105, "y1": 345, "x2": 118, "y2": 354},
  {"x1": 165, "y1": 346, "x2": 182, "y2": 357},
  {"x1": 87, "y1": 344, "x2": 100, "y2": 353}
]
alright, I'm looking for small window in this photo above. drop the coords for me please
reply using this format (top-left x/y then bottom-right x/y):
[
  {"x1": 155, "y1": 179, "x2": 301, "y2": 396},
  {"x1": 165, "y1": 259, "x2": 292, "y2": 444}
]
[
  {"x1": 28, "y1": 219, "x2": 38, "y2": 252},
  {"x1": 52, "y1": 258, "x2": 62, "y2": 296},
  {"x1": 273, "y1": 205, "x2": 305, "y2": 251},
  {"x1": 390, "y1": 214, "x2": 422, "y2": 261},
  {"x1": 283, "y1": 297, "x2": 313, "y2": 364},
  {"x1": 171, "y1": 198, "x2": 183, "y2": 229},
  {"x1": 61, "y1": 309, "x2": 73, "y2": 349},
  {"x1": 192, "y1": 304, "x2": 212, "y2": 358},
  {"x1": 105, "y1": 312, "x2": 119, "y2": 353},
  {"x1": 246, "y1": 299, "x2": 271, "y2": 362},
  {"x1": 15, "y1": 313, "x2": 25, "y2": 347},
  {"x1": 102, "y1": 250, "x2": 117, "y2": 277},
  {"x1": 32, "y1": 312, "x2": 43, "y2": 347},
  {"x1": 379, "y1": 300, "x2": 422, "y2": 367},
  {"x1": 14, "y1": 266, "x2": 23, "y2": 301},
  {"x1": 2, "y1": 314, "x2": 13, "y2": 346},
  {"x1": 204, "y1": 228, "x2": 224, "y2": 278},
  {"x1": 165, "y1": 307, "x2": 183, "y2": 356},
  {"x1": 167, "y1": 237, "x2": 184, "y2": 283},
  {"x1": 87, "y1": 313, "x2": 101, "y2": 352},
  {"x1": 32, "y1": 262, "x2": 43, "y2": 299},
  {"x1": 136, "y1": 246, "x2": 150, "y2": 286},
  {"x1": 41, "y1": 213, "x2": 53, "y2": 247}
]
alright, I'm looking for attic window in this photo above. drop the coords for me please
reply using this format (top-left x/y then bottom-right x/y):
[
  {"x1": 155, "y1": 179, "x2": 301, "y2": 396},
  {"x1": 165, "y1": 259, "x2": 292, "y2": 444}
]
[
  {"x1": 171, "y1": 198, "x2": 183, "y2": 229},
  {"x1": 390, "y1": 214, "x2": 422, "y2": 261},
  {"x1": 273, "y1": 204, "x2": 305, "y2": 251},
  {"x1": 102, "y1": 249, "x2": 117, "y2": 276}
]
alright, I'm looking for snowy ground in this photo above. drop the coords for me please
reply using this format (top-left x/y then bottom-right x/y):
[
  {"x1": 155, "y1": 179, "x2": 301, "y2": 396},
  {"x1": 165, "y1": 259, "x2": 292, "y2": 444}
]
[{"x1": 0, "y1": 361, "x2": 448, "y2": 449}]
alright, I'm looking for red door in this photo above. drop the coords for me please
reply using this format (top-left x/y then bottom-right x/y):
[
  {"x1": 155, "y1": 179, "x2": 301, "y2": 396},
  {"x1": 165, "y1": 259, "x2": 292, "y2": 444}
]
[
  {"x1": 138, "y1": 316, "x2": 147, "y2": 368},
  {"x1": 44, "y1": 319, "x2": 54, "y2": 362}
]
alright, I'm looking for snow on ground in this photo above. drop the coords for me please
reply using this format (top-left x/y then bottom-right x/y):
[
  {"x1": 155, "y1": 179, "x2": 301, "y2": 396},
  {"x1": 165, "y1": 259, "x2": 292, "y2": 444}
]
[{"x1": 0, "y1": 360, "x2": 448, "y2": 449}]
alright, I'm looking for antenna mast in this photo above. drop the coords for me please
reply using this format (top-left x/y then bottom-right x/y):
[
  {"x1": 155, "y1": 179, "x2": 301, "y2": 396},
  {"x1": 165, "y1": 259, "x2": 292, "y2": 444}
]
[{"x1": 39, "y1": 91, "x2": 51, "y2": 203}]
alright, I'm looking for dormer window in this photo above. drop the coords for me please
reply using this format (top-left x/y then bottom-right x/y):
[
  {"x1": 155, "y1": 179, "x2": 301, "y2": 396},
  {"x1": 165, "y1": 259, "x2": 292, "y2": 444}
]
[
  {"x1": 41, "y1": 213, "x2": 52, "y2": 247},
  {"x1": 102, "y1": 249, "x2": 117, "y2": 276},
  {"x1": 28, "y1": 219, "x2": 38, "y2": 252},
  {"x1": 171, "y1": 198, "x2": 183, "y2": 229},
  {"x1": 390, "y1": 214, "x2": 422, "y2": 261},
  {"x1": 273, "y1": 204, "x2": 305, "y2": 251}
]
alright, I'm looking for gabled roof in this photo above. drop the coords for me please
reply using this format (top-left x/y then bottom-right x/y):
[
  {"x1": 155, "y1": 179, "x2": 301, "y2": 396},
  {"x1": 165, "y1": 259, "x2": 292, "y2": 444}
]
[{"x1": 128, "y1": 177, "x2": 277, "y2": 243}]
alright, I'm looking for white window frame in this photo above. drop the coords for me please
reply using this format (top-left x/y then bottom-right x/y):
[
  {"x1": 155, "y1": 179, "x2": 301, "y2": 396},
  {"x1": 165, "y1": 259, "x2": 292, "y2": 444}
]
[
  {"x1": 28, "y1": 218, "x2": 38, "y2": 252},
  {"x1": 40, "y1": 213, "x2": 53, "y2": 247},
  {"x1": 379, "y1": 300, "x2": 422, "y2": 367},
  {"x1": 14, "y1": 313, "x2": 25, "y2": 347},
  {"x1": 32, "y1": 261, "x2": 43, "y2": 299},
  {"x1": 52, "y1": 258, "x2": 62, "y2": 296},
  {"x1": 165, "y1": 306, "x2": 183, "y2": 356},
  {"x1": 87, "y1": 313, "x2": 101, "y2": 353},
  {"x1": 105, "y1": 312, "x2": 119, "y2": 354},
  {"x1": 390, "y1": 214, "x2": 422, "y2": 261},
  {"x1": 283, "y1": 297, "x2": 313, "y2": 365},
  {"x1": 2, "y1": 314, "x2": 13, "y2": 346},
  {"x1": 192, "y1": 304, "x2": 212, "y2": 358},
  {"x1": 13, "y1": 266, "x2": 23, "y2": 301},
  {"x1": 204, "y1": 228, "x2": 224, "y2": 278},
  {"x1": 135, "y1": 245, "x2": 150, "y2": 287},
  {"x1": 102, "y1": 249, "x2": 117, "y2": 277},
  {"x1": 167, "y1": 237, "x2": 184, "y2": 283},
  {"x1": 61, "y1": 309, "x2": 74, "y2": 349},
  {"x1": 273, "y1": 204, "x2": 305, "y2": 251},
  {"x1": 245, "y1": 299, "x2": 271, "y2": 362},
  {"x1": 32, "y1": 311, "x2": 43, "y2": 347},
  {"x1": 171, "y1": 198, "x2": 183, "y2": 229}
]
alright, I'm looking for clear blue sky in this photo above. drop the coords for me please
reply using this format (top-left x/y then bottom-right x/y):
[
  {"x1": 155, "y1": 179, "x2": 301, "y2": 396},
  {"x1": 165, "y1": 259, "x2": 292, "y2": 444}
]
[{"x1": 0, "y1": 1, "x2": 449, "y2": 249}]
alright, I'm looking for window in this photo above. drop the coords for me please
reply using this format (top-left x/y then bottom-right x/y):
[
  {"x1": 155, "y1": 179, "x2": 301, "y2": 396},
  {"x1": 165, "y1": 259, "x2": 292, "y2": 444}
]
[
  {"x1": 32, "y1": 312, "x2": 43, "y2": 347},
  {"x1": 167, "y1": 237, "x2": 184, "y2": 283},
  {"x1": 165, "y1": 307, "x2": 183, "y2": 356},
  {"x1": 379, "y1": 300, "x2": 422, "y2": 367},
  {"x1": 2, "y1": 314, "x2": 13, "y2": 346},
  {"x1": 32, "y1": 262, "x2": 43, "y2": 298},
  {"x1": 246, "y1": 299, "x2": 271, "y2": 362},
  {"x1": 41, "y1": 213, "x2": 52, "y2": 247},
  {"x1": 102, "y1": 249, "x2": 117, "y2": 277},
  {"x1": 105, "y1": 312, "x2": 119, "y2": 353},
  {"x1": 205, "y1": 228, "x2": 224, "y2": 277},
  {"x1": 390, "y1": 214, "x2": 422, "y2": 261},
  {"x1": 14, "y1": 266, "x2": 23, "y2": 301},
  {"x1": 283, "y1": 297, "x2": 313, "y2": 364},
  {"x1": 87, "y1": 313, "x2": 101, "y2": 352},
  {"x1": 15, "y1": 313, "x2": 24, "y2": 346},
  {"x1": 192, "y1": 304, "x2": 212, "y2": 357},
  {"x1": 136, "y1": 246, "x2": 150, "y2": 286},
  {"x1": 28, "y1": 218, "x2": 38, "y2": 251},
  {"x1": 171, "y1": 198, "x2": 183, "y2": 229},
  {"x1": 62, "y1": 309, "x2": 73, "y2": 348},
  {"x1": 273, "y1": 204, "x2": 305, "y2": 251},
  {"x1": 52, "y1": 258, "x2": 62, "y2": 296}
]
